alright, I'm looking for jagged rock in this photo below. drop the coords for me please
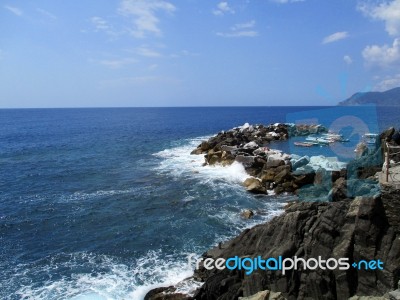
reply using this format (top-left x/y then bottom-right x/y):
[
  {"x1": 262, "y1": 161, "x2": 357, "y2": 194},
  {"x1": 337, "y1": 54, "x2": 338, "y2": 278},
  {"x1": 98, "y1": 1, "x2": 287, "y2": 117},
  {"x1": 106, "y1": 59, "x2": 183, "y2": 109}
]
[
  {"x1": 145, "y1": 286, "x2": 190, "y2": 300},
  {"x1": 243, "y1": 141, "x2": 259, "y2": 150},
  {"x1": 193, "y1": 192, "x2": 400, "y2": 299},
  {"x1": 260, "y1": 169, "x2": 276, "y2": 182},
  {"x1": 292, "y1": 156, "x2": 310, "y2": 170},
  {"x1": 273, "y1": 168, "x2": 291, "y2": 184},
  {"x1": 190, "y1": 148, "x2": 203, "y2": 155},
  {"x1": 200, "y1": 141, "x2": 211, "y2": 151},
  {"x1": 241, "y1": 209, "x2": 255, "y2": 219},
  {"x1": 380, "y1": 127, "x2": 395, "y2": 141},
  {"x1": 238, "y1": 290, "x2": 286, "y2": 300},
  {"x1": 236, "y1": 155, "x2": 256, "y2": 164},
  {"x1": 243, "y1": 178, "x2": 266, "y2": 194},
  {"x1": 267, "y1": 155, "x2": 285, "y2": 168},
  {"x1": 208, "y1": 155, "x2": 220, "y2": 165}
]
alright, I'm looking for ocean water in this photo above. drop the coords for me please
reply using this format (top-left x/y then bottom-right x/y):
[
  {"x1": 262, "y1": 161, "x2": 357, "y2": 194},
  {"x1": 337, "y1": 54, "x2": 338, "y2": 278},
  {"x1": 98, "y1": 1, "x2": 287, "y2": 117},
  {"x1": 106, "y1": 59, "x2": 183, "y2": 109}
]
[{"x1": 0, "y1": 106, "x2": 399, "y2": 299}]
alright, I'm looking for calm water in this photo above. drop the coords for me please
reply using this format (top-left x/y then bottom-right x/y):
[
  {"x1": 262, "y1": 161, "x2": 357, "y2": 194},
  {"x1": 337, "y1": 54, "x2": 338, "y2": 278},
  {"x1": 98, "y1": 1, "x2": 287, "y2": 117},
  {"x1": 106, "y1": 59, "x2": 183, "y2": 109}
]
[{"x1": 0, "y1": 106, "x2": 398, "y2": 299}]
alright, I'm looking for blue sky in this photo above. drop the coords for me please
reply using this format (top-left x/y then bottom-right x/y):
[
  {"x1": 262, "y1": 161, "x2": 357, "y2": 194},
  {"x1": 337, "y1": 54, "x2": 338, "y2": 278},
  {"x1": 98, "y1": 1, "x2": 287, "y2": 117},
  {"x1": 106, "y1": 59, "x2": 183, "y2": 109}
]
[{"x1": 1, "y1": 0, "x2": 400, "y2": 107}]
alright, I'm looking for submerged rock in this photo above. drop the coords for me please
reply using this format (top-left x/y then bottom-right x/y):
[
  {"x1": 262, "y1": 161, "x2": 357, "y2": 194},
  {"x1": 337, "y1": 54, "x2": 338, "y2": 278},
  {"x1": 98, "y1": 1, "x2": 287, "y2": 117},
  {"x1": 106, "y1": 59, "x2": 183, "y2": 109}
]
[{"x1": 241, "y1": 209, "x2": 255, "y2": 219}]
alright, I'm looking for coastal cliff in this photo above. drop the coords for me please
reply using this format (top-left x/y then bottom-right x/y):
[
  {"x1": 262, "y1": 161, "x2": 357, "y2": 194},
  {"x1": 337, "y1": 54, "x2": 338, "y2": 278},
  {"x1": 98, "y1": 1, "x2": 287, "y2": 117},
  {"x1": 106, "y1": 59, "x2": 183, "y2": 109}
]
[
  {"x1": 146, "y1": 125, "x2": 400, "y2": 300},
  {"x1": 192, "y1": 186, "x2": 400, "y2": 299}
]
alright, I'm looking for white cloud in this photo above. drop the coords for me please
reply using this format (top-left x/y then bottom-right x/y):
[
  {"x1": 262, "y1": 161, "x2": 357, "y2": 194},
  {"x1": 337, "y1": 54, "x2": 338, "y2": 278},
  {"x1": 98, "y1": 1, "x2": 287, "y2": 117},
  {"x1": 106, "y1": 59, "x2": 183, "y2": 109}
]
[
  {"x1": 344, "y1": 55, "x2": 353, "y2": 64},
  {"x1": 4, "y1": 5, "x2": 22, "y2": 16},
  {"x1": 322, "y1": 31, "x2": 349, "y2": 44},
  {"x1": 91, "y1": 17, "x2": 114, "y2": 33},
  {"x1": 36, "y1": 8, "x2": 57, "y2": 20},
  {"x1": 231, "y1": 20, "x2": 255, "y2": 30},
  {"x1": 99, "y1": 58, "x2": 137, "y2": 69},
  {"x1": 270, "y1": 0, "x2": 305, "y2": 3},
  {"x1": 358, "y1": 0, "x2": 400, "y2": 36},
  {"x1": 374, "y1": 74, "x2": 400, "y2": 91},
  {"x1": 118, "y1": 0, "x2": 176, "y2": 38},
  {"x1": 362, "y1": 38, "x2": 400, "y2": 68},
  {"x1": 217, "y1": 20, "x2": 258, "y2": 38},
  {"x1": 136, "y1": 46, "x2": 162, "y2": 57},
  {"x1": 213, "y1": 2, "x2": 235, "y2": 16}
]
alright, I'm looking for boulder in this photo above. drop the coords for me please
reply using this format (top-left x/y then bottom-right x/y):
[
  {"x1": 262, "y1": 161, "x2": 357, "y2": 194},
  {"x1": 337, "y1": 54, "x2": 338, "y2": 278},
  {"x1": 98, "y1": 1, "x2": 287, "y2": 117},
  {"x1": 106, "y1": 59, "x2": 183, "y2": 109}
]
[
  {"x1": 190, "y1": 148, "x2": 203, "y2": 155},
  {"x1": 200, "y1": 141, "x2": 211, "y2": 151},
  {"x1": 267, "y1": 155, "x2": 285, "y2": 168},
  {"x1": 238, "y1": 290, "x2": 286, "y2": 300},
  {"x1": 380, "y1": 127, "x2": 395, "y2": 141},
  {"x1": 236, "y1": 155, "x2": 256, "y2": 164},
  {"x1": 273, "y1": 168, "x2": 291, "y2": 184},
  {"x1": 241, "y1": 209, "x2": 255, "y2": 219},
  {"x1": 292, "y1": 156, "x2": 310, "y2": 170},
  {"x1": 260, "y1": 170, "x2": 276, "y2": 182},
  {"x1": 243, "y1": 178, "x2": 266, "y2": 194},
  {"x1": 243, "y1": 141, "x2": 259, "y2": 150}
]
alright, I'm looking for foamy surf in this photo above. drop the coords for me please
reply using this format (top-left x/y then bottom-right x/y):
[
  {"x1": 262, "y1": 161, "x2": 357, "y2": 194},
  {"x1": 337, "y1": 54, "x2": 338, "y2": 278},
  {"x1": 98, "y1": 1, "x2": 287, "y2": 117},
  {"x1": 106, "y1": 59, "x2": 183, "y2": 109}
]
[
  {"x1": 12, "y1": 250, "x2": 201, "y2": 300},
  {"x1": 153, "y1": 136, "x2": 250, "y2": 189}
]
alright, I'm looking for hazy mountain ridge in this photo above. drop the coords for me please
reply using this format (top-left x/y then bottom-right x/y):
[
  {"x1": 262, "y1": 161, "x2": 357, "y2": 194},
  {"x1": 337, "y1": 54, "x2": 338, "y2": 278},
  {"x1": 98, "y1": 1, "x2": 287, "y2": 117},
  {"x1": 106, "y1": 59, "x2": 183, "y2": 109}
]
[{"x1": 338, "y1": 87, "x2": 400, "y2": 106}]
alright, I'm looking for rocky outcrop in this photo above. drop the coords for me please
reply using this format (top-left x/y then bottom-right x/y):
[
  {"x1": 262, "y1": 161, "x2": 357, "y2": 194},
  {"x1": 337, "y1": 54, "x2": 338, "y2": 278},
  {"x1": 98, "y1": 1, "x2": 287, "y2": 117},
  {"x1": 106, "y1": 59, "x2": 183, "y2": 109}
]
[
  {"x1": 191, "y1": 123, "x2": 380, "y2": 199},
  {"x1": 191, "y1": 187, "x2": 400, "y2": 300}
]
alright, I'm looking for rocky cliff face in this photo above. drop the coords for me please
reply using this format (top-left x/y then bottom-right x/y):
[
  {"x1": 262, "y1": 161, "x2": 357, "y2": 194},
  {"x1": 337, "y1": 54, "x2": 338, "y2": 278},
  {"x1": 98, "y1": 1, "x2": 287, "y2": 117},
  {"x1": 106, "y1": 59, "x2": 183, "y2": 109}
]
[
  {"x1": 145, "y1": 127, "x2": 400, "y2": 300},
  {"x1": 191, "y1": 185, "x2": 400, "y2": 300}
]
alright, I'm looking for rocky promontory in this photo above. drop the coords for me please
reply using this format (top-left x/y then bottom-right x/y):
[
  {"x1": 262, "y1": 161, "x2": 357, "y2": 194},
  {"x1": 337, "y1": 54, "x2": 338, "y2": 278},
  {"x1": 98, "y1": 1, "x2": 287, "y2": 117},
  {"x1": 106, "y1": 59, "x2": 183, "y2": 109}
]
[
  {"x1": 145, "y1": 125, "x2": 400, "y2": 300},
  {"x1": 190, "y1": 123, "x2": 379, "y2": 199}
]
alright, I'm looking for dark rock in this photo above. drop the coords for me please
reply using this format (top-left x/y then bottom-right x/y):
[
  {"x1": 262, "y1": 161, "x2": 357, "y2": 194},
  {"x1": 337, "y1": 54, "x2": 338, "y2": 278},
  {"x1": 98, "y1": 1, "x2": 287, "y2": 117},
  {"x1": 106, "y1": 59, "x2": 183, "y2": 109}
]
[
  {"x1": 380, "y1": 127, "x2": 395, "y2": 141},
  {"x1": 193, "y1": 193, "x2": 400, "y2": 299},
  {"x1": 273, "y1": 168, "x2": 292, "y2": 184},
  {"x1": 200, "y1": 141, "x2": 211, "y2": 151},
  {"x1": 243, "y1": 178, "x2": 266, "y2": 194},
  {"x1": 260, "y1": 169, "x2": 276, "y2": 183},
  {"x1": 292, "y1": 156, "x2": 310, "y2": 170},
  {"x1": 145, "y1": 286, "x2": 191, "y2": 300}
]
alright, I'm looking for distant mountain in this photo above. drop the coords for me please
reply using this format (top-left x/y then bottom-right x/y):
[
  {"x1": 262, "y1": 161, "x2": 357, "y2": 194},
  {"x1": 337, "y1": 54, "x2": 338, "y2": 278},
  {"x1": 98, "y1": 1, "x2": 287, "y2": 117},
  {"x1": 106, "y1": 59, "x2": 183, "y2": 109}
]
[{"x1": 338, "y1": 87, "x2": 400, "y2": 106}]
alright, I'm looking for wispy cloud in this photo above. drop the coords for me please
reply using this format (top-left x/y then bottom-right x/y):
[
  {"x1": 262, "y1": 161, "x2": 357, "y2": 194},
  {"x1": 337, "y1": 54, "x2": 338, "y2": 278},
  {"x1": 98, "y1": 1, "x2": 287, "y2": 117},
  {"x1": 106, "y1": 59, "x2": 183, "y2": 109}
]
[
  {"x1": 90, "y1": 16, "x2": 118, "y2": 36},
  {"x1": 118, "y1": 0, "x2": 176, "y2": 38},
  {"x1": 362, "y1": 38, "x2": 400, "y2": 68},
  {"x1": 358, "y1": 0, "x2": 400, "y2": 36},
  {"x1": 322, "y1": 31, "x2": 349, "y2": 44},
  {"x1": 136, "y1": 46, "x2": 162, "y2": 57},
  {"x1": 99, "y1": 57, "x2": 137, "y2": 69},
  {"x1": 217, "y1": 20, "x2": 258, "y2": 38},
  {"x1": 374, "y1": 74, "x2": 400, "y2": 91},
  {"x1": 344, "y1": 55, "x2": 353, "y2": 65},
  {"x1": 36, "y1": 8, "x2": 57, "y2": 20},
  {"x1": 4, "y1": 5, "x2": 23, "y2": 16},
  {"x1": 213, "y1": 2, "x2": 235, "y2": 16}
]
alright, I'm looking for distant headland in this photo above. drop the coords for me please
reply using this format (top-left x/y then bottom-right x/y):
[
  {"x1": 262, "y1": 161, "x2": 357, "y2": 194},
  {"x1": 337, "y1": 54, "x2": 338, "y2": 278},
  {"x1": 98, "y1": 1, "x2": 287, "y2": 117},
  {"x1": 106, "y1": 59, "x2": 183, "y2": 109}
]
[{"x1": 338, "y1": 87, "x2": 400, "y2": 106}]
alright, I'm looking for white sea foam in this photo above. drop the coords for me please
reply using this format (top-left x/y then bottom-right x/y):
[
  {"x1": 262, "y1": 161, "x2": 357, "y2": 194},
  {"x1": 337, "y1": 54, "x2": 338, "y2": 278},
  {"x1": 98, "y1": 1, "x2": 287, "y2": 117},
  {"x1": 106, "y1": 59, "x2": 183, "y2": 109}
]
[
  {"x1": 153, "y1": 136, "x2": 249, "y2": 190},
  {"x1": 14, "y1": 250, "x2": 201, "y2": 300}
]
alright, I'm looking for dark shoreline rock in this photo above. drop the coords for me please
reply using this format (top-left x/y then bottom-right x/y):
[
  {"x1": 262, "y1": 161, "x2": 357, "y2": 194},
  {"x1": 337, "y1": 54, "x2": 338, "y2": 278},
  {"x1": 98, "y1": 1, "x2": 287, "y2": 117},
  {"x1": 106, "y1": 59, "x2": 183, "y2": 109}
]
[
  {"x1": 191, "y1": 187, "x2": 400, "y2": 300},
  {"x1": 145, "y1": 126, "x2": 400, "y2": 300}
]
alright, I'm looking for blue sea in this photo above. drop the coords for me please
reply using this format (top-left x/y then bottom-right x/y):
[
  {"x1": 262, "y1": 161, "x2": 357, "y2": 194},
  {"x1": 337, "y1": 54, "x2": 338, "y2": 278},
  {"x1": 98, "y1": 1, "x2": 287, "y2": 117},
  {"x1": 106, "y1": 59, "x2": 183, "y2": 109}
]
[{"x1": 1, "y1": 106, "x2": 399, "y2": 299}]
